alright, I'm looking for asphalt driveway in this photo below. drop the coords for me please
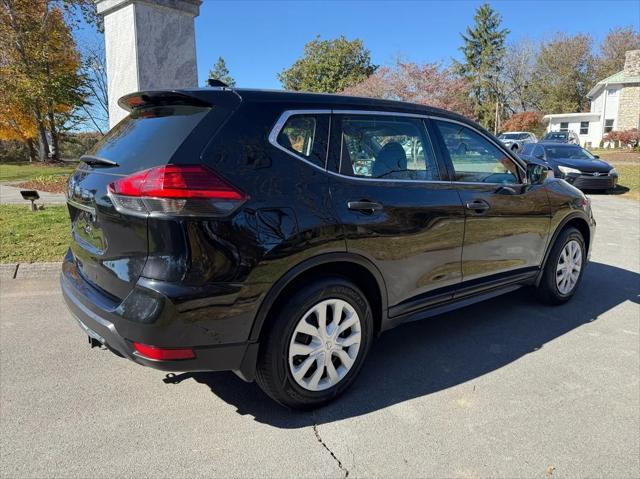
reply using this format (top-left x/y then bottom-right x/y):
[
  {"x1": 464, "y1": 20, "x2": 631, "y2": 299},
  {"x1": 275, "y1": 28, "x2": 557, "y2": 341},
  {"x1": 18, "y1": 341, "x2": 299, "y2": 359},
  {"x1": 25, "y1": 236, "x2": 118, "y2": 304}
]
[{"x1": 1, "y1": 195, "x2": 638, "y2": 478}]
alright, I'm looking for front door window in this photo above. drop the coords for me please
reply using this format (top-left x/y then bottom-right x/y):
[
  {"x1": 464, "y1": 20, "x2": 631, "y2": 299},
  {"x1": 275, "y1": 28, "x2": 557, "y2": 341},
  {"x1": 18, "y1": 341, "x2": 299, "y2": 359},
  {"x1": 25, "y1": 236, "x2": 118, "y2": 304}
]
[{"x1": 434, "y1": 120, "x2": 520, "y2": 184}]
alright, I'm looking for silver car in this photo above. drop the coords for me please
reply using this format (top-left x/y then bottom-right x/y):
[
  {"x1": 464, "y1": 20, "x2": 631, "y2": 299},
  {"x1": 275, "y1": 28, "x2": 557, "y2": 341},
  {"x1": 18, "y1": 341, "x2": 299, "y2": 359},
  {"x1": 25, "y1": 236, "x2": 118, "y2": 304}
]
[{"x1": 498, "y1": 131, "x2": 538, "y2": 152}]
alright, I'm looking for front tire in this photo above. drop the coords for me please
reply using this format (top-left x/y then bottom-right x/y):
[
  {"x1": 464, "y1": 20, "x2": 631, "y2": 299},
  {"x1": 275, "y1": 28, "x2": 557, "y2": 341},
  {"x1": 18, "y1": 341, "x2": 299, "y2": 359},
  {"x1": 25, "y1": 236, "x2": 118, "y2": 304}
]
[
  {"x1": 256, "y1": 277, "x2": 373, "y2": 409},
  {"x1": 537, "y1": 227, "x2": 586, "y2": 305}
]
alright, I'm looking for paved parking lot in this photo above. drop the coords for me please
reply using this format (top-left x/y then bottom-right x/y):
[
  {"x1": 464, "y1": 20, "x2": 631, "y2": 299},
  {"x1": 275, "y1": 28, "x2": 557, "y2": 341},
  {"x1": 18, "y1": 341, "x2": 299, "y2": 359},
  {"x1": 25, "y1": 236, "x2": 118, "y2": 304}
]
[{"x1": 1, "y1": 195, "x2": 639, "y2": 478}]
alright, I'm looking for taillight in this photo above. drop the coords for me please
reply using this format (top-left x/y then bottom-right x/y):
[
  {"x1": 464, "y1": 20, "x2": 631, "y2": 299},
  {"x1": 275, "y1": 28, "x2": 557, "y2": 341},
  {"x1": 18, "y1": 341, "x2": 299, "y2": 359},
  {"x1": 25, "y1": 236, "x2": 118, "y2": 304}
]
[
  {"x1": 107, "y1": 165, "x2": 247, "y2": 217},
  {"x1": 133, "y1": 342, "x2": 195, "y2": 360}
]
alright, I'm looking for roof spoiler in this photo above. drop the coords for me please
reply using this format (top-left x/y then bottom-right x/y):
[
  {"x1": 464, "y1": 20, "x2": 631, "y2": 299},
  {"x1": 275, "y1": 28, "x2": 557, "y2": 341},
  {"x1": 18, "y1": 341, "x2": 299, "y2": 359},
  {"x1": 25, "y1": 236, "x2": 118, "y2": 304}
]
[
  {"x1": 206, "y1": 79, "x2": 229, "y2": 88},
  {"x1": 118, "y1": 91, "x2": 212, "y2": 112}
]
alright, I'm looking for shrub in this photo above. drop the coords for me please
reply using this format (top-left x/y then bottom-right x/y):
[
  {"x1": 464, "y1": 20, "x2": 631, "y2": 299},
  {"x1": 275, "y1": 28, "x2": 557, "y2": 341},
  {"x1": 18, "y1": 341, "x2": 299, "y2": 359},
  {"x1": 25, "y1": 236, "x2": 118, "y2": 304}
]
[
  {"x1": 58, "y1": 131, "x2": 102, "y2": 160},
  {"x1": 604, "y1": 129, "x2": 640, "y2": 148},
  {"x1": 0, "y1": 140, "x2": 30, "y2": 163}
]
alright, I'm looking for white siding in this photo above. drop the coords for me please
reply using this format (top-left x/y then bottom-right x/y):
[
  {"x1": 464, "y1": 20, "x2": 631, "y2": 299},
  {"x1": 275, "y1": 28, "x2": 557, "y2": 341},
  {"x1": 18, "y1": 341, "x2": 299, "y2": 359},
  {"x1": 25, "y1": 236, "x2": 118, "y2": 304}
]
[
  {"x1": 591, "y1": 90, "x2": 604, "y2": 113},
  {"x1": 547, "y1": 118, "x2": 602, "y2": 147},
  {"x1": 603, "y1": 87, "x2": 621, "y2": 127}
]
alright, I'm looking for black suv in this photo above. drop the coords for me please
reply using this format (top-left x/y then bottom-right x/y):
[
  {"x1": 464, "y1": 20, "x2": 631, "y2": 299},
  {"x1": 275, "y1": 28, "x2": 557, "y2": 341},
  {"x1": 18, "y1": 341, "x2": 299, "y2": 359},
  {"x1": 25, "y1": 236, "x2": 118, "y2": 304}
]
[{"x1": 61, "y1": 88, "x2": 595, "y2": 408}]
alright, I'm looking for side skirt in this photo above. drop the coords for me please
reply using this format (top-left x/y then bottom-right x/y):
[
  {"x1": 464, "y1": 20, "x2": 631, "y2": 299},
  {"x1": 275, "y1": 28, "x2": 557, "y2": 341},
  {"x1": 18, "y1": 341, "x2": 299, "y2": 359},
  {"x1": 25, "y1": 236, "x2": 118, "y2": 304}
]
[{"x1": 382, "y1": 273, "x2": 536, "y2": 331}]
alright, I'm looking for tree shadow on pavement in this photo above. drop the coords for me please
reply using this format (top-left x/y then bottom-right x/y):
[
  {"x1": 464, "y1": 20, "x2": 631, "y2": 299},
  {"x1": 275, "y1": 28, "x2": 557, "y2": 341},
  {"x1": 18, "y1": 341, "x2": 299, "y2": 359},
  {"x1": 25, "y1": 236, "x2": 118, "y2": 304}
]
[{"x1": 162, "y1": 261, "x2": 639, "y2": 428}]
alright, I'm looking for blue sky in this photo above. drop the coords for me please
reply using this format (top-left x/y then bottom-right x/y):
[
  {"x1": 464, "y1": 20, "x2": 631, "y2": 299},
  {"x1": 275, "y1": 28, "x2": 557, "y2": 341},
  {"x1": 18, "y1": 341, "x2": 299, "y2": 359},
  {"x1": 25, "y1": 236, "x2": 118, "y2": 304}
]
[
  {"x1": 193, "y1": 0, "x2": 640, "y2": 88},
  {"x1": 73, "y1": 1, "x2": 639, "y2": 88}
]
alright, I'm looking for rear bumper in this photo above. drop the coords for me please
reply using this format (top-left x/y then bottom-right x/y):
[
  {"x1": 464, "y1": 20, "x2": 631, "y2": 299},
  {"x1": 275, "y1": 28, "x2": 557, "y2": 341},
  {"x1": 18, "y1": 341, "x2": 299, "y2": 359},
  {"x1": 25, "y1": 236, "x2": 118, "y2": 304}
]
[{"x1": 60, "y1": 254, "x2": 261, "y2": 381}]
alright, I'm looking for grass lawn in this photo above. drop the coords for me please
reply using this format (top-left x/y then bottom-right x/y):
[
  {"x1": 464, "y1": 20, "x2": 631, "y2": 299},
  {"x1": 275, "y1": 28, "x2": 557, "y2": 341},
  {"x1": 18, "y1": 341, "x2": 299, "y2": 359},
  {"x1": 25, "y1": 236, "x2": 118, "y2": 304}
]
[
  {"x1": 0, "y1": 205, "x2": 70, "y2": 263},
  {"x1": 588, "y1": 149, "x2": 640, "y2": 162},
  {"x1": 596, "y1": 150, "x2": 639, "y2": 200},
  {"x1": 0, "y1": 162, "x2": 76, "y2": 182},
  {"x1": 609, "y1": 161, "x2": 640, "y2": 200}
]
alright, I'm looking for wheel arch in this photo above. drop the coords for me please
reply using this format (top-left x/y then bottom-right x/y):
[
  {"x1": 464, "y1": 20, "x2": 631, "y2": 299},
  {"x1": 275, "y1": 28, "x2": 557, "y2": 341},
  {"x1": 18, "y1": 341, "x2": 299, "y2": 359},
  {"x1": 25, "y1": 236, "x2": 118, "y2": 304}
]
[
  {"x1": 536, "y1": 212, "x2": 592, "y2": 286},
  {"x1": 248, "y1": 253, "x2": 388, "y2": 343}
]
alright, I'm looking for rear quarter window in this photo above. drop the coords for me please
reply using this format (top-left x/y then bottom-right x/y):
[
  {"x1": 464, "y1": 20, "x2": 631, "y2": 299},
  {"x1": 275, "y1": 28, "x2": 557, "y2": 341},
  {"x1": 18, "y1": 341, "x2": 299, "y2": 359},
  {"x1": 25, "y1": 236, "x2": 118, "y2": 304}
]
[{"x1": 274, "y1": 114, "x2": 330, "y2": 168}]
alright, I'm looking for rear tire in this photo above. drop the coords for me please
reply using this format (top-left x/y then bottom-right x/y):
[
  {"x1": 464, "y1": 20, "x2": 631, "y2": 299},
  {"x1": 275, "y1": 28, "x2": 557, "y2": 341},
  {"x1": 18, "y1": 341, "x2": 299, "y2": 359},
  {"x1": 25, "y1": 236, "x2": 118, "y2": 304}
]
[
  {"x1": 537, "y1": 227, "x2": 586, "y2": 305},
  {"x1": 256, "y1": 277, "x2": 373, "y2": 409}
]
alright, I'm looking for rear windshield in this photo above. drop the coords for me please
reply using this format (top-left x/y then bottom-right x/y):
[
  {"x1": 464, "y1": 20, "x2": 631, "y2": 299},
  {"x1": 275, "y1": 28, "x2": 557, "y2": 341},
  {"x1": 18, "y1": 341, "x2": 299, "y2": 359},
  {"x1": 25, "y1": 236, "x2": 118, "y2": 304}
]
[
  {"x1": 500, "y1": 133, "x2": 528, "y2": 140},
  {"x1": 544, "y1": 132, "x2": 568, "y2": 140},
  {"x1": 87, "y1": 105, "x2": 210, "y2": 172}
]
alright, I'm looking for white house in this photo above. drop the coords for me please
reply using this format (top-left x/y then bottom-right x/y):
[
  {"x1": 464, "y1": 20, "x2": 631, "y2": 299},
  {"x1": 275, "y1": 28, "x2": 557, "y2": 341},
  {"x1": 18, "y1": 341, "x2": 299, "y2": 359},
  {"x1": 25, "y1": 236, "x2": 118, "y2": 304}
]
[{"x1": 543, "y1": 49, "x2": 640, "y2": 147}]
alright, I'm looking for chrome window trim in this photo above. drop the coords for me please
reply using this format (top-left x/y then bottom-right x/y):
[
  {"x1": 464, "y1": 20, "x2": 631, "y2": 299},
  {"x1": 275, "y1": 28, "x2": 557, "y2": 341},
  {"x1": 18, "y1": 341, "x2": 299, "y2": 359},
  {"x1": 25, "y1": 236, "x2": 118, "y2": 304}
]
[
  {"x1": 268, "y1": 110, "x2": 332, "y2": 171},
  {"x1": 268, "y1": 109, "x2": 526, "y2": 186}
]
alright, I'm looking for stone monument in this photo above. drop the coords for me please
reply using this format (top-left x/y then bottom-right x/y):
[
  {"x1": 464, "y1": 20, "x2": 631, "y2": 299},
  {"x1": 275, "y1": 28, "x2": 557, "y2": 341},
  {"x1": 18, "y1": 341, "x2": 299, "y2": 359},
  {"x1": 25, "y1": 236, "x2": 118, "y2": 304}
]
[{"x1": 96, "y1": 0, "x2": 202, "y2": 128}]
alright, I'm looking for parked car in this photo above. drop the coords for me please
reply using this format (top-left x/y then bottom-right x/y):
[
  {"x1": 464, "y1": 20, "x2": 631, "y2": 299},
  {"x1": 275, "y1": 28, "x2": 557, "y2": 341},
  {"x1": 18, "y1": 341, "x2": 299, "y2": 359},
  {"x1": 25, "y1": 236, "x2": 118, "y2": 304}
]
[
  {"x1": 520, "y1": 142, "x2": 618, "y2": 191},
  {"x1": 498, "y1": 131, "x2": 537, "y2": 152},
  {"x1": 542, "y1": 131, "x2": 580, "y2": 144},
  {"x1": 61, "y1": 88, "x2": 595, "y2": 409}
]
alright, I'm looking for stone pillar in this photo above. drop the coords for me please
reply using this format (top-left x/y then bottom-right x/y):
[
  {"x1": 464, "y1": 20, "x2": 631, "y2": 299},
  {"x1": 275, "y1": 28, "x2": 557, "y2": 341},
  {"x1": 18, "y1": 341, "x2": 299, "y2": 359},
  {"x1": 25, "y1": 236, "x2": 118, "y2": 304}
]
[
  {"x1": 96, "y1": 0, "x2": 202, "y2": 128},
  {"x1": 617, "y1": 50, "x2": 640, "y2": 132}
]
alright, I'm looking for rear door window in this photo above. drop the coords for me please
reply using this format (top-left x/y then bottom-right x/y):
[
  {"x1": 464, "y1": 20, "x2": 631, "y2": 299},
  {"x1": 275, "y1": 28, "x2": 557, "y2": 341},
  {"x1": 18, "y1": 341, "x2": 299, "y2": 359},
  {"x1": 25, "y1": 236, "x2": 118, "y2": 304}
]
[
  {"x1": 335, "y1": 115, "x2": 440, "y2": 180},
  {"x1": 275, "y1": 114, "x2": 329, "y2": 168}
]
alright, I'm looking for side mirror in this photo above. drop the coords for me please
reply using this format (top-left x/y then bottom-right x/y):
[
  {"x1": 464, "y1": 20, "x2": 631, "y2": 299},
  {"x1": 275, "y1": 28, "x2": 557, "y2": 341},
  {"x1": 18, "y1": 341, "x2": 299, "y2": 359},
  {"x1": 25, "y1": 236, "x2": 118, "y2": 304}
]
[
  {"x1": 526, "y1": 163, "x2": 551, "y2": 185},
  {"x1": 593, "y1": 155, "x2": 600, "y2": 159},
  {"x1": 535, "y1": 154, "x2": 544, "y2": 160}
]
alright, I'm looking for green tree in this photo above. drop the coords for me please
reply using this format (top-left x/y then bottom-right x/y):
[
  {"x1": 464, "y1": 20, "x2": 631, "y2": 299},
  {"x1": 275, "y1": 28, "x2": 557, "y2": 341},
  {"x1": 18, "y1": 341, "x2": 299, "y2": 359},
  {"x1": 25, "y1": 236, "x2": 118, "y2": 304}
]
[
  {"x1": 454, "y1": 3, "x2": 509, "y2": 131},
  {"x1": 595, "y1": 26, "x2": 640, "y2": 80},
  {"x1": 278, "y1": 36, "x2": 377, "y2": 93},
  {"x1": 531, "y1": 33, "x2": 596, "y2": 114},
  {"x1": 207, "y1": 56, "x2": 236, "y2": 87}
]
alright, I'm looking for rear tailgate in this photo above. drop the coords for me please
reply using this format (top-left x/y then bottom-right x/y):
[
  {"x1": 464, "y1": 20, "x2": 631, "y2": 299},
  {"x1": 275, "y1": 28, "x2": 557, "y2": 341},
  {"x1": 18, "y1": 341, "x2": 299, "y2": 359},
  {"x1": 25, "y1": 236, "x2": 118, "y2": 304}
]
[{"x1": 66, "y1": 90, "x2": 240, "y2": 300}]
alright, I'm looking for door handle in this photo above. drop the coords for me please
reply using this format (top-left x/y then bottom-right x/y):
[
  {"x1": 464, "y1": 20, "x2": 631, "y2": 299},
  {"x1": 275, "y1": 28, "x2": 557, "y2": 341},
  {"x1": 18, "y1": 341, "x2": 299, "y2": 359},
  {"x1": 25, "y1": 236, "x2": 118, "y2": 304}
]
[
  {"x1": 465, "y1": 199, "x2": 491, "y2": 213},
  {"x1": 347, "y1": 200, "x2": 383, "y2": 213}
]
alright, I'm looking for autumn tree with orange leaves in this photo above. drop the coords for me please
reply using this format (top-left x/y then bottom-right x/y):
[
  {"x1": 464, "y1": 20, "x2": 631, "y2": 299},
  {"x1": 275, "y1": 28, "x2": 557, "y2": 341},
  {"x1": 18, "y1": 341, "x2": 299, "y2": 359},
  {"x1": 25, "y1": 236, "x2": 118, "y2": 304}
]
[
  {"x1": 342, "y1": 59, "x2": 474, "y2": 118},
  {"x1": 0, "y1": 0, "x2": 90, "y2": 161}
]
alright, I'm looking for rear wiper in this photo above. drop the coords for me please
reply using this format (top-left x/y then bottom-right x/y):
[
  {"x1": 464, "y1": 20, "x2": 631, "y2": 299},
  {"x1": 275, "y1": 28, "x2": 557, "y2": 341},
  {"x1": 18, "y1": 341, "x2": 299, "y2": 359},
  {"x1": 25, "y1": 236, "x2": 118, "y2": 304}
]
[{"x1": 80, "y1": 155, "x2": 119, "y2": 167}]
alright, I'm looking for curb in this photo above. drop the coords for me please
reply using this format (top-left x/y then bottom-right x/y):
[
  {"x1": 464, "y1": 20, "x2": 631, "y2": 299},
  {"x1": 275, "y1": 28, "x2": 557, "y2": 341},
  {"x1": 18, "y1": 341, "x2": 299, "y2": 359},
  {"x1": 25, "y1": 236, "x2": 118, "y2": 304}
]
[{"x1": 0, "y1": 262, "x2": 62, "y2": 280}]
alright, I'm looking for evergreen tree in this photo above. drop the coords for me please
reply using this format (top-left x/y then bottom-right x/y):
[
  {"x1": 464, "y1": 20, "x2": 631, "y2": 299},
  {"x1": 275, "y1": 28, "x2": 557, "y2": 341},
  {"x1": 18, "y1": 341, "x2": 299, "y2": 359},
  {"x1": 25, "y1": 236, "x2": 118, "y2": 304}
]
[
  {"x1": 454, "y1": 3, "x2": 509, "y2": 130},
  {"x1": 207, "y1": 56, "x2": 236, "y2": 87}
]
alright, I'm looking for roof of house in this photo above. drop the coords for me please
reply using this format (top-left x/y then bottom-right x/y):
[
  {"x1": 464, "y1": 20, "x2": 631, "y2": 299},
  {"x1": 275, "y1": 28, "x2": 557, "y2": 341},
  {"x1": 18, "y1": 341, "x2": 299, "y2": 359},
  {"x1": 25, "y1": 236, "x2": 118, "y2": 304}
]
[
  {"x1": 543, "y1": 112, "x2": 600, "y2": 120},
  {"x1": 587, "y1": 70, "x2": 640, "y2": 98}
]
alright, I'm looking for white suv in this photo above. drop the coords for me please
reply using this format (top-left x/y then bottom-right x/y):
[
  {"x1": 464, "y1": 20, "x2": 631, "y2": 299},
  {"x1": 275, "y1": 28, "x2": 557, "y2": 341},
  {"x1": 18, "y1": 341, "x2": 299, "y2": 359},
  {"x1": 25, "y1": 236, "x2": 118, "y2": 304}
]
[{"x1": 498, "y1": 131, "x2": 538, "y2": 152}]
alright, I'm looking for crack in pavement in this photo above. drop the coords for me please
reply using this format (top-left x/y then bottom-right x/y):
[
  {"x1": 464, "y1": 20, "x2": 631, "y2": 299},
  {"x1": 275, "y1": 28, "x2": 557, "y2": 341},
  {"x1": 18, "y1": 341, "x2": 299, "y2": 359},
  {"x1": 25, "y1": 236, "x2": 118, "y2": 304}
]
[{"x1": 312, "y1": 419, "x2": 349, "y2": 478}]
